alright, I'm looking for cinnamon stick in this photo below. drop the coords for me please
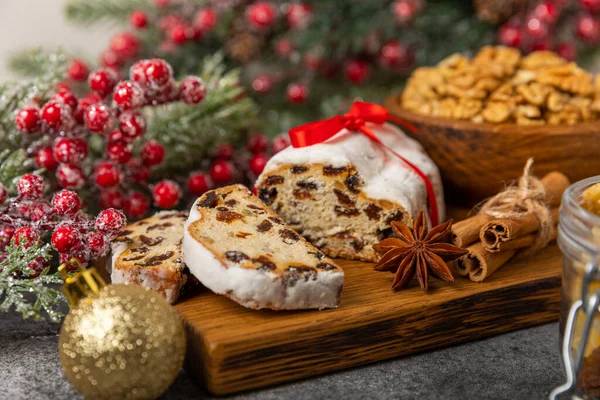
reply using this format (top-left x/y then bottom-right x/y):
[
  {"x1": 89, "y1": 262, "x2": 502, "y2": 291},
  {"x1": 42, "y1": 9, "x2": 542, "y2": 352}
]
[
  {"x1": 461, "y1": 242, "x2": 517, "y2": 283},
  {"x1": 451, "y1": 214, "x2": 495, "y2": 248},
  {"x1": 494, "y1": 224, "x2": 558, "y2": 252}
]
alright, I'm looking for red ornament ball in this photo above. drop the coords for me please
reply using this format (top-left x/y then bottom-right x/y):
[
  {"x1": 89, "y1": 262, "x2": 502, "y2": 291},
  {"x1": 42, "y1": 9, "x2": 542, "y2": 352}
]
[
  {"x1": 13, "y1": 226, "x2": 40, "y2": 248},
  {"x1": 53, "y1": 138, "x2": 88, "y2": 165},
  {"x1": 252, "y1": 75, "x2": 274, "y2": 94},
  {"x1": 344, "y1": 60, "x2": 370, "y2": 84},
  {"x1": 106, "y1": 141, "x2": 133, "y2": 164},
  {"x1": 95, "y1": 208, "x2": 127, "y2": 236},
  {"x1": 15, "y1": 106, "x2": 41, "y2": 134},
  {"x1": 576, "y1": 15, "x2": 600, "y2": 42},
  {"x1": 84, "y1": 103, "x2": 113, "y2": 133},
  {"x1": 52, "y1": 225, "x2": 81, "y2": 253},
  {"x1": 52, "y1": 190, "x2": 81, "y2": 216},
  {"x1": 87, "y1": 231, "x2": 107, "y2": 257},
  {"x1": 40, "y1": 101, "x2": 70, "y2": 131},
  {"x1": 286, "y1": 83, "x2": 308, "y2": 103},
  {"x1": 119, "y1": 110, "x2": 147, "y2": 139},
  {"x1": 247, "y1": 2, "x2": 276, "y2": 28},
  {"x1": 498, "y1": 23, "x2": 523, "y2": 47},
  {"x1": 271, "y1": 135, "x2": 289, "y2": 153},
  {"x1": 187, "y1": 171, "x2": 211, "y2": 196},
  {"x1": 67, "y1": 59, "x2": 89, "y2": 82},
  {"x1": 249, "y1": 153, "x2": 269, "y2": 175},
  {"x1": 247, "y1": 134, "x2": 269, "y2": 154},
  {"x1": 580, "y1": 0, "x2": 600, "y2": 13},
  {"x1": 180, "y1": 76, "x2": 207, "y2": 104},
  {"x1": 35, "y1": 147, "x2": 58, "y2": 170},
  {"x1": 113, "y1": 80, "x2": 145, "y2": 110},
  {"x1": 52, "y1": 89, "x2": 78, "y2": 111},
  {"x1": 95, "y1": 162, "x2": 121, "y2": 188},
  {"x1": 124, "y1": 191, "x2": 150, "y2": 218},
  {"x1": 110, "y1": 32, "x2": 140, "y2": 59},
  {"x1": 214, "y1": 143, "x2": 234, "y2": 160},
  {"x1": 56, "y1": 164, "x2": 86, "y2": 189},
  {"x1": 556, "y1": 42, "x2": 577, "y2": 61},
  {"x1": 17, "y1": 174, "x2": 44, "y2": 199},
  {"x1": 141, "y1": 140, "x2": 165, "y2": 166},
  {"x1": 152, "y1": 180, "x2": 181, "y2": 209},
  {"x1": 130, "y1": 10, "x2": 148, "y2": 28},
  {"x1": 99, "y1": 189, "x2": 124, "y2": 209},
  {"x1": 194, "y1": 8, "x2": 218, "y2": 32},
  {"x1": 210, "y1": 160, "x2": 234, "y2": 185},
  {"x1": 88, "y1": 68, "x2": 118, "y2": 97}
]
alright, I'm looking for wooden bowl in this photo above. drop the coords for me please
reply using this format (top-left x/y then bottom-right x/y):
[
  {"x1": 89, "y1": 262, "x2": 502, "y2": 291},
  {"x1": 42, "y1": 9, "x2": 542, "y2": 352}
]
[{"x1": 384, "y1": 94, "x2": 600, "y2": 205}]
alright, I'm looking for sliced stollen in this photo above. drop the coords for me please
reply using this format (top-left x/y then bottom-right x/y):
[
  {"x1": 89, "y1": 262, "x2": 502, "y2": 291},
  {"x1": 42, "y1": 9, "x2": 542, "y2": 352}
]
[
  {"x1": 182, "y1": 184, "x2": 344, "y2": 310},
  {"x1": 255, "y1": 122, "x2": 445, "y2": 262},
  {"x1": 110, "y1": 211, "x2": 188, "y2": 304}
]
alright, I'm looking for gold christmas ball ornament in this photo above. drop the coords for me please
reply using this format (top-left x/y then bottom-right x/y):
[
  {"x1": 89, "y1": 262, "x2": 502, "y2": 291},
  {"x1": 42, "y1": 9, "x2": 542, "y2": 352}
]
[{"x1": 58, "y1": 261, "x2": 186, "y2": 400}]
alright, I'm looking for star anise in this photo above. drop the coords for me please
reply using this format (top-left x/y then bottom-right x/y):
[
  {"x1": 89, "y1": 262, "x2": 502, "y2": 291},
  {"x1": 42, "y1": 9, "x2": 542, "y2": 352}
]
[{"x1": 373, "y1": 211, "x2": 468, "y2": 292}]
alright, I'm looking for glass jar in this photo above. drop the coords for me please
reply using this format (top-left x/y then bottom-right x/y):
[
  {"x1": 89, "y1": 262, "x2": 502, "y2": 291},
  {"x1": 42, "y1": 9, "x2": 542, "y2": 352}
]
[{"x1": 552, "y1": 176, "x2": 600, "y2": 400}]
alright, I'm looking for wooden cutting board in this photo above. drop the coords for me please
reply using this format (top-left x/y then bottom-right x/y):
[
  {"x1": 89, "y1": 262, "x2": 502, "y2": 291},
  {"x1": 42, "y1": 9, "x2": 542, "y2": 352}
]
[{"x1": 175, "y1": 244, "x2": 563, "y2": 395}]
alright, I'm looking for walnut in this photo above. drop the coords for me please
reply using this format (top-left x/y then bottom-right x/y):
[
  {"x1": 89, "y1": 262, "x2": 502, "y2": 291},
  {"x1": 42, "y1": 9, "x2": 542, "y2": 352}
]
[
  {"x1": 437, "y1": 98, "x2": 457, "y2": 118},
  {"x1": 516, "y1": 82, "x2": 553, "y2": 106},
  {"x1": 515, "y1": 105, "x2": 541, "y2": 119},
  {"x1": 546, "y1": 91, "x2": 570, "y2": 112},
  {"x1": 519, "y1": 51, "x2": 567, "y2": 70},
  {"x1": 453, "y1": 98, "x2": 482, "y2": 120},
  {"x1": 546, "y1": 109, "x2": 581, "y2": 125},
  {"x1": 535, "y1": 64, "x2": 594, "y2": 95},
  {"x1": 446, "y1": 84, "x2": 487, "y2": 100},
  {"x1": 481, "y1": 102, "x2": 511, "y2": 123},
  {"x1": 512, "y1": 70, "x2": 537, "y2": 85}
]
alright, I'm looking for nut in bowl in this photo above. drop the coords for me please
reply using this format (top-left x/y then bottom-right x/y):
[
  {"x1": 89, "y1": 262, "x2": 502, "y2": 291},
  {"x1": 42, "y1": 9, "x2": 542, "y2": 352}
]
[{"x1": 384, "y1": 46, "x2": 600, "y2": 204}]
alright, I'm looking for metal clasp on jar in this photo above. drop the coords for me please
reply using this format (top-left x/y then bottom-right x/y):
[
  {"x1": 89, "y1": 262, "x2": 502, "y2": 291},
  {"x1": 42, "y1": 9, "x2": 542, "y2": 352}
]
[{"x1": 551, "y1": 259, "x2": 600, "y2": 399}]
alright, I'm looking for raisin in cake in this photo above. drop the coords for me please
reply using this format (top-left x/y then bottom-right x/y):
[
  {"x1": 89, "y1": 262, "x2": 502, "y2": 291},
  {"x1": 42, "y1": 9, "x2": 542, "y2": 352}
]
[
  {"x1": 182, "y1": 184, "x2": 344, "y2": 310},
  {"x1": 110, "y1": 211, "x2": 188, "y2": 304},
  {"x1": 255, "y1": 122, "x2": 445, "y2": 262}
]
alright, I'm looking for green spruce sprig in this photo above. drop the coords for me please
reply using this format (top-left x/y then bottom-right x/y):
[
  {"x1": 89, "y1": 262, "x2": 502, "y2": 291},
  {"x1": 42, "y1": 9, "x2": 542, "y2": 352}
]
[{"x1": 65, "y1": 0, "x2": 153, "y2": 26}]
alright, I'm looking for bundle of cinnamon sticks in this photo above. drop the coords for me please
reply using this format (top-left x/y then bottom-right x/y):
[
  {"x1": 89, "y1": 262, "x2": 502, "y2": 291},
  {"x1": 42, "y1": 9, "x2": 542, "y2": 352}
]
[{"x1": 450, "y1": 171, "x2": 570, "y2": 282}]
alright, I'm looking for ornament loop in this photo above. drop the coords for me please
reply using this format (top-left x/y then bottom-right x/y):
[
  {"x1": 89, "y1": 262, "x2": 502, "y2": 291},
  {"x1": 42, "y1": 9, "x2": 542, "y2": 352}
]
[{"x1": 59, "y1": 258, "x2": 106, "y2": 307}]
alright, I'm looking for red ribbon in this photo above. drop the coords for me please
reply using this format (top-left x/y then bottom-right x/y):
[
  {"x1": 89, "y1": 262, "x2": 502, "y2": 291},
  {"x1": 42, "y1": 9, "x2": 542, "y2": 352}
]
[{"x1": 288, "y1": 101, "x2": 439, "y2": 226}]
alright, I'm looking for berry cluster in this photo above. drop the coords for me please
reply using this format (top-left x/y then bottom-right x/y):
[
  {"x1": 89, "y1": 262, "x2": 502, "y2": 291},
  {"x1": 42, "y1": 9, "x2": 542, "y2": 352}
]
[
  {"x1": 0, "y1": 174, "x2": 126, "y2": 277},
  {"x1": 18, "y1": 58, "x2": 207, "y2": 219}
]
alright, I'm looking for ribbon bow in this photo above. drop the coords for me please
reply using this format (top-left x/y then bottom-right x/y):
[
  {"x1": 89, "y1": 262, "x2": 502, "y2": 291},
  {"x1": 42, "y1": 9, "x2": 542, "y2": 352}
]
[{"x1": 288, "y1": 101, "x2": 439, "y2": 226}]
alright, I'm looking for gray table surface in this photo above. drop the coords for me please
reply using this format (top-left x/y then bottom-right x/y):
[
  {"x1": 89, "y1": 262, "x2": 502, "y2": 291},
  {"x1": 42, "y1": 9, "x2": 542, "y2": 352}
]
[{"x1": 0, "y1": 307, "x2": 565, "y2": 400}]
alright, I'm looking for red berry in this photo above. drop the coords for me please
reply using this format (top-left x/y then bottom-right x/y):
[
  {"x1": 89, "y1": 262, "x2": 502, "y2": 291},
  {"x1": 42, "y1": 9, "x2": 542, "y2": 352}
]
[
  {"x1": 214, "y1": 143, "x2": 234, "y2": 160},
  {"x1": 344, "y1": 60, "x2": 370, "y2": 84},
  {"x1": 0, "y1": 226, "x2": 15, "y2": 250},
  {"x1": 130, "y1": 59, "x2": 172, "y2": 88},
  {"x1": 252, "y1": 75, "x2": 274, "y2": 94},
  {"x1": 15, "y1": 106, "x2": 41, "y2": 133},
  {"x1": 35, "y1": 147, "x2": 58, "y2": 170},
  {"x1": 110, "y1": 32, "x2": 140, "y2": 59},
  {"x1": 124, "y1": 191, "x2": 150, "y2": 218},
  {"x1": 210, "y1": 160, "x2": 234, "y2": 185},
  {"x1": 87, "y1": 231, "x2": 107, "y2": 257},
  {"x1": 249, "y1": 153, "x2": 269, "y2": 175},
  {"x1": 194, "y1": 8, "x2": 218, "y2": 32},
  {"x1": 74, "y1": 93, "x2": 102, "y2": 124},
  {"x1": 525, "y1": 17, "x2": 548, "y2": 39},
  {"x1": 119, "y1": 110, "x2": 147, "y2": 139},
  {"x1": 99, "y1": 189, "x2": 124, "y2": 209},
  {"x1": 88, "y1": 68, "x2": 118, "y2": 97},
  {"x1": 56, "y1": 164, "x2": 86, "y2": 189},
  {"x1": 52, "y1": 190, "x2": 81, "y2": 216},
  {"x1": 531, "y1": 41, "x2": 551, "y2": 52},
  {"x1": 52, "y1": 88, "x2": 78, "y2": 111},
  {"x1": 95, "y1": 208, "x2": 127, "y2": 236},
  {"x1": 581, "y1": 0, "x2": 600, "y2": 13},
  {"x1": 53, "y1": 137, "x2": 88, "y2": 164},
  {"x1": 40, "y1": 101, "x2": 70, "y2": 131},
  {"x1": 150, "y1": 79, "x2": 179, "y2": 104},
  {"x1": 141, "y1": 140, "x2": 165, "y2": 166},
  {"x1": 0, "y1": 184, "x2": 6, "y2": 205},
  {"x1": 169, "y1": 23, "x2": 192, "y2": 44},
  {"x1": 95, "y1": 162, "x2": 121, "y2": 188},
  {"x1": 100, "y1": 49, "x2": 122, "y2": 68},
  {"x1": 113, "y1": 80, "x2": 145, "y2": 110},
  {"x1": 152, "y1": 180, "x2": 181, "y2": 208},
  {"x1": 179, "y1": 76, "x2": 206, "y2": 104},
  {"x1": 84, "y1": 103, "x2": 113, "y2": 133},
  {"x1": 155, "y1": 0, "x2": 170, "y2": 8},
  {"x1": 275, "y1": 39, "x2": 294, "y2": 57},
  {"x1": 380, "y1": 40, "x2": 412, "y2": 68},
  {"x1": 13, "y1": 227, "x2": 40, "y2": 248},
  {"x1": 286, "y1": 83, "x2": 308, "y2": 103},
  {"x1": 286, "y1": 3, "x2": 312, "y2": 29},
  {"x1": 498, "y1": 23, "x2": 523, "y2": 47},
  {"x1": 17, "y1": 174, "x2": 44, "y2": 199},
  {"x1": 52, "y1": 225, "x2": 81, "y2": 253},
  {"x1": 106, "y1": 141, "x2": 133, "y2": 164},
  {"x1": 158, "y1": 14, "x2": 181, "y2": 32},
  {"x1": 576, "y1": 15, "x2": 600, "y2": 42},
  {"x1": 533, "y1": 1, "x2": 558, "y2": 23},
  {"x1": 126, "y1": 158, "x2": 152, "y2": 183},
  {"x1": 303, "y1": 52, "x2": 321, "y2": 70},
  {"x1": 25, "y1": 257, "x2": 49, "y2": 278},
  {"x1": 130, "y1": 10, "x2": 148, "y2": 28},
  {"x1": 107, "y1": 129, "x2": 126, "y2": 143},
  {"x1": 272, "y1": 135, "x2": 289, "y2": 153},
  {"x1": 556, "y1": 42, "x2": 577, "y2": 61},
  {"x1": 393, "y1": 0, "x2": 417, "y2": 22},
  {"x1": 187, "y1": 171, "x2": 211, "y2": 195},
  {"x1": 247, "y1": 2, "x2": 276, "y2": 28},
  {"x1": 67, "y1": 58, "x2": 89, "y2": 82},
  {"x1": 247, "y1": 134, "x2": 269, "y2": 154}
]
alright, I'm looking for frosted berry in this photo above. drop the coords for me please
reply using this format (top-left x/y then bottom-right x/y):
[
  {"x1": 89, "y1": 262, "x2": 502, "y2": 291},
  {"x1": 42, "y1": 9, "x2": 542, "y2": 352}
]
[
  {"x1": 126, "y1": 158, "x2": 152, "y2": 183},
  {"x1": 119, "y1": 110, "x2": 146, "y2": 139},
  {"x1": 15, "y1": 106, "x2": 41, "y2": 133},
  {"x1": 84, "y1": 103, "x2": 113, "y2": 133},
  {"x1": 498, "y1": 23, "x2": 523, "y2": 47},
  {"x1": 393, "y1": 0, "x2": 417, "y2": 22},
  {"x1": 36, "y1": 147, "x2": 59, "y2": 170},
  {"x1": 110, "y1": 32, "x2": 140, "y2": 59},
  {"x1": 130, "y1": 59, "x2": 172, "y2": 88},
  {"x1": 155, "y1": 0, "x2": 170, "y2": 7},
  {"x1": 380, "y1": 40, "x2": 411, "y2": 68},
  {"x1": 52, "y1": 88, "x2": 78, "y2": 111},
  {"x1": 252, "y1": 75, "x2": 273, "y2": 94},
  {"x1": 247, "y1": 2, "x2": 276, "y2": 28},
  {"x1": 303, "y1": 52, "x2": 321, "y2": 70},
  {"x1": 0, "y1": 184, "x2": 6, "y2": 205},
  {"x1": 272, "y1": 135, "x2": 289, "y2": 153},
  {"x1": 28, "y1": 200, "x2": 51, "y2": 223},
  {"x1": 533, "y1": 1, "x2": 558, "y2": 24},
  {"x1": 531, "y1": 41, "x2": 551, "y2": 52},
  {"x1": 141, "y1": 140, "x2": 165, "y2": 166},
  {"x1": 152, "y1": 180, "x2": 181, "y2": 209},
  {"x1": 250, "y1": 153, "x2": 269, "y2": 175},
  {"x1": 95, "y1": 208, "x2": 127, "y2": 236},
  {"x1": 286, "y1": 83, "x2": 308, "y2": 103},
  {"x1": 150, "y1": 79, "x2": 179, "y2": 104},
  {"x1": 17, "y1": 174, "x2": 44, "y2": 199},
  {"x1": 214, "y1": 143, "x2": 234, "y2": 160},
  {"x1": 576, "y1": 15, "x2": 600, "y2": 42},
  {"x1": 67, "y1": 58, "x2": 89, "y2": 82},
  {"x1": 130, "y1": 10, "x2": 148, "y2": 28},
  {"x1": 40, "y1": 101, "x2": 70, "y2": 131},
  {"x1": 247, "y1": 134, "x2": 269, "y2": 153},
  {"x1": 87, "y1": 231, "x2": 107, "y2": 257},
  {"x1": 88, "y1": 69, "x2": 118, "y2": 97},
  {"x1": 275, "y1": 39, "x2": 294, "y2": 57},
  {"x1": 74, "y1": 93, "x2": 102, "y2": 123},
  {"x1": 113, "y1": 80, "x2": 145, "y2": 110},
  {"x1": 57, "y1": 164, "x2": 86, "y2": 189},
  {"x1": 100, "y1": 49, "x2": 122, "y2": 68},
  {"x1": 525, "y1": 17, "x2": 548, "y2": 39},
  {"x1": 187, "y1": 171, "x2": 211, "y2": 195},
  {"x1": 95, "y1": 162, "x2": 121, "y2": 188},
  {"x1": 106, "y1": 141, "x2": 133, "y2": 164},
  {"x1": 194, "y1": 8, "x2": 218, "y2": 32},
  {"x1": 169, "y1": 23, "x2": 192, "y2": 44},
  {"x1": 286, "y1": 3, "x2": 312, "y2": 29},
  {"x1": 180, "y1": 76, "x2": 206, "y2": 104},
  {"x1": 99, "y1": 189, "x2": 123, "y2": 209},
  {"x1": 344, "y1": 60, "x2": 370, "y2": 84},
  {"x1": 52, "y1": 225, "x2": 81, "y2": 253},
  {"x1": 52, "y1": 189, "x2": 81, "y2": 216},
  {"x1": 581, "y1": 0, "x2": 600, "y2": 13},
  {"x1": 53, "y1": 137, "x2": 88, "y2": 164},
  {"x1": 13, "y1": 226, "x2": 40, "y2": 248},
  {"x1": 210, "y1": 160, "x2": 234, "y2": 185},
  {"x1": 0, "y1": 226, "x2": 15, "y2": 250},
  {"x1": 124, "y1": 191, "x2": 150, "y2": 218},
  {"x1": 556, "y1": 42, "x2": 577, "y2": 61}
]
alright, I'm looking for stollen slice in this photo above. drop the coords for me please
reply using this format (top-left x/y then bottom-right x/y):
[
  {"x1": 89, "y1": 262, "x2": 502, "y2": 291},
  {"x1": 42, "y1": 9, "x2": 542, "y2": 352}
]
[{"x1": 182, "y1": 184, "x2": 344, "y2": 310}]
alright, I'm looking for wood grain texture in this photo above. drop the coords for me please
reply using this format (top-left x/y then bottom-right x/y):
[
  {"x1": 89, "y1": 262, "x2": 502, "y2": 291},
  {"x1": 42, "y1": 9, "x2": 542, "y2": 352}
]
[
  {"x1": 175, "y1": 244, "x2": 563, "y2": 395},
  {"x1": 383, "y1": 94, "x2": 600, "y2": 205}
]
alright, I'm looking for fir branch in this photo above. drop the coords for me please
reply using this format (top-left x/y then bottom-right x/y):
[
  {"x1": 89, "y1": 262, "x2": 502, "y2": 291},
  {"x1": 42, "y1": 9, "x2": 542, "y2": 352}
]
[
  {"x1": 8, "y1": 48, "x2": 69, "y2": 78},
  {"x1": 65, "y1": 0, "x2": 151, "y2": 26},
  {"x1": 0, "y1": 242, "x2": 66, "y2": 322},
  {"x1": 0, "y1": 149, "x2": 37, "y2": 194}
]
